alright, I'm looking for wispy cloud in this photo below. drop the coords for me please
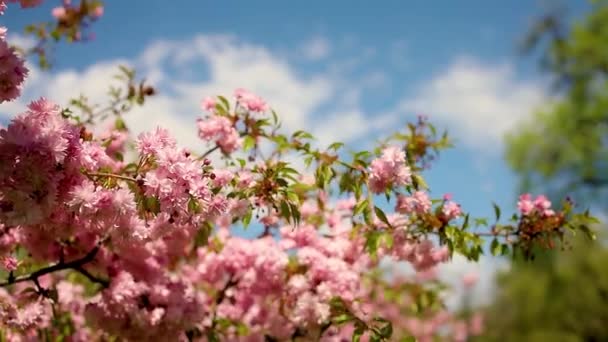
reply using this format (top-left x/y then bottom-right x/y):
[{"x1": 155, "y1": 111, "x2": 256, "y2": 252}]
[
  {"x1": 400, "y1": 57, "x2": 548, "y2": 152},
  {"x1": 299, "y1": 36, "x2": 331, "y2": 61},
  {"x1": 3, "y1": 34, "x2": 394, "y2": 152}
]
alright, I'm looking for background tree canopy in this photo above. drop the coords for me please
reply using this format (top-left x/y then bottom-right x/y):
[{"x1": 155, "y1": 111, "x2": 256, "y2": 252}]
[
  {"x1": 505, "y1": 0, "x2": 608, "y2": 206},
  {"x1": 479, "y1": 1, "x2": 608, "y2": 341}
]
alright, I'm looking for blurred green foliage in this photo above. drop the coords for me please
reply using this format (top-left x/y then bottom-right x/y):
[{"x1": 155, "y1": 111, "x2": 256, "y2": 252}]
[
  {"x1": 480, "y1": 1, "x2": 608, "y2": 341},
  {"x1": 505, "y1": 0, "x2": 608, "y2": 206},
  {"x1": 478, "y1": 235, "x2": 608, "y2": 342}
]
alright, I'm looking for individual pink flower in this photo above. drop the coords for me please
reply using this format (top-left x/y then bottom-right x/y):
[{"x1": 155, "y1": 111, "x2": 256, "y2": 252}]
[
  {"x1": 533, "y1": 194, "x2": 554, "y2": 216},
  {"x1": 462, "y1": 271, "x2": 479, "y2": 288},
  {"x1": 442, "y1": 201, "x2": 462, "y2": 220},
  {"x1": 91, "y1": 4, "x2": 103, "y2": 18},
  {"x1": 1, "y1": 255, "x2": 17, "y2": 271},
  {"x1": 0, "y1": 2, "x2": 6, "y2": 14},
  {"x1": 234, "y1": 88, "x2": 268, "y2": 112},
  {"x1": 469, "y1": 313, "x2": 484, "y2": 335},
  {"x1": 51, "y1": 6, "x2": 66, "y2": 19},
  {"x1": 200, "y1": 96, "x2": 216, "y2": 112},
  {"x1": 517, "y1": 193, "x2": 534, "y2": 215},
  {"x1": 453, "y1": 321, "x2": 468, "y2": 342}
]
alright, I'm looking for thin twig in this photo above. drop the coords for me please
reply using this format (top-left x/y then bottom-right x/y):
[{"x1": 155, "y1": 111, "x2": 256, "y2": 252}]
[{"x1": 86, "y1": 172, "x2": 137, "y2": 183}]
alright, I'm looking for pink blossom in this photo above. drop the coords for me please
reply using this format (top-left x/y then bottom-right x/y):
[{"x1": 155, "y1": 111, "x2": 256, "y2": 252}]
[
  {"x1": 91, "y1": 4, "x2": 103, "y2": 18},
  {"x1": 462, "y1": 271, "x2": 479, "y2": 288},
  {"x1": 0, "y1": 255, "x2": 17, "y2": 270},
  {"x1": 396, "y1": 191, "x2": 431, "y2": 214},
  {"x1": 200, "y1": 96, "x2": 216, "y2": 112},
  {"x1": 0, "y1": 31, "x2": 29, "y2": 103},
  {"x1": 197, "y1": 115, "x2": 242, "y2": 154},
  {"x1": 534, "y1": 195, "x2": 554, "y2": 216},
  {"x1": 517, "y1": 193, "x2": 534, "y2": 215},
  {"x1": 51, "y1": 6, "x2": 66, "y2": 19},
  {"x1": 0, "y1": 98, "x2": 83, "y2": 226},
  {"x1": 369, "y1": 146, "x2": 412, "y2": 194},
  {"x1": 136, "y1": 127, "x2": 176, "y2": 155},
  {"x1": 234, "y1": 88, "x2": 268, "y2": 112},
  {"x1": 453, "y1": 321, "x2": 468, "y2": 342},
  {"x1": 518, "y1": 193, "x2": 555, "y2": 217},
  {"x1": 469, "y1": 313, "x2": 484, "y2": 335},
  {"x1": 442, "y1": 201, "x2": 462, "y2": 220}
]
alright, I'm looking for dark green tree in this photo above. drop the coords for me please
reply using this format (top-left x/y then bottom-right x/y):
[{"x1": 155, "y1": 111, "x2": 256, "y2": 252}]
[
  {"x1": 479, "y1": 1, "x2": 608, "y2": 341},
  {"x1": 505, "y1": 0, "x2": 608, "y2": 206}
]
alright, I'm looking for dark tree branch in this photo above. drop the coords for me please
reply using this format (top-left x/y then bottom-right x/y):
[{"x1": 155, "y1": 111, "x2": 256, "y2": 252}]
[{"x1": 0, "y1": 243, "x2": 108, "y2": 288}]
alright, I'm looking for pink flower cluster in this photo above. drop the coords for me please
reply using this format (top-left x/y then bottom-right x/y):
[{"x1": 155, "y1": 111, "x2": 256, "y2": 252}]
[
  {"x1": 369, "y1": 146, "x2": 412, "y2": 194},
  {"x1": 197, "y1": 115, "x2": 242, "y2": 154},
  {"x1": 442, "y1": 199, "x2": 462, "y2": 221},
  {"x1": 396, "y1": 191, "x2": 432, "y2": 214},
  {"x1": 0, "y1": 29, "x2": 28, "y2": 103},
  {"x1": 0, "y1": 99, "x2": 82, "y2": 226},
  {"x1": 85, "y1": 272, "x2": 205, "y2": 341},
  {"x1": 517, "y1": 193, "x2": 555, "y2": 217},
  {"x1": 391, "y1": 235, "x2": 450, "y2": 271}
]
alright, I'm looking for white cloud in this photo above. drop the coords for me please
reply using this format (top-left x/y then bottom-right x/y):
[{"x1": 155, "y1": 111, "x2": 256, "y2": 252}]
[
  {"x1": 400, "y1": 57, "x2": 548, "y2": 152},
  {"x1": 2, "y1": 34, "x2": 392, "y2": 153},
  {"x1": 437, "y1": 254, "x2": 509, "y2": 310},
  {"x1": 299, "y1": 36, "x2": 331, "y2": 61}
]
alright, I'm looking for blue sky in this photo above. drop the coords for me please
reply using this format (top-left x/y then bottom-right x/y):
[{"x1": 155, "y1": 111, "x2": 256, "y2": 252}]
[{"x1": 0, "y1": 0, "x2": 592, "y2": 304}]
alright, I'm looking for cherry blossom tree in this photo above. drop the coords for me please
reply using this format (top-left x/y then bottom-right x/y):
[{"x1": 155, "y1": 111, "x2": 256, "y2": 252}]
[{"x1": 0, "y1": 2, "x2": 598, "y2": 341}]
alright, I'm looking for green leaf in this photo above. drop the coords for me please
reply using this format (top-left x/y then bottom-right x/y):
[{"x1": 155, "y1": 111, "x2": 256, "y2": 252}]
[
  {"x1": 279, "y1": 200, "x2": 291, "y2": 223},
  {"x1": 352, "y1": 325, "x2": 365, "y2": 342},
  {"x1": 271, "y1": 110, "x2": 279, "y2": 125},
  {"x1": 144, "y1": 196, "x2": 160, "y2": 214},
  {"x1": 194, "y1": 222, "x2": 213, "y2": 247},
  {"x1": 374, "y1": 206, "x2": 392, "y2": 228},
  {"x1": 365, "y1": 231, "x2": 382, "y2": 256},
  {"x1": 328, "y1": 142, "x2": 344, "y2": 151},
  {"x1": 114, "y1": 117, "x2": 127, "y2": 131},
  {"x1": 411, "y1": 174, "x2": 428, "y2": 190},
  {"x1": 242, "y1": 136, "x2": 256, "y2": 151},
  {"x1": 491, "y1": 238, "x2": 500, "y2": 256},
  {"x1": 218, "y1": 95, "x2": 230, "y2": 111},
  {"x1": 492, "y1": 202, "x2": 501, "y2": 221},
  {"x1": 333, "y1": 314, "x2": 353, "y2": 325},
  {"x1": 242, "y1": 209, "x2": 252, "y2": 228},
  {"x1": 354, "y1": 199, "x2": 368, "y2": 216},
  {"x1": 188, "y1": 197, "x2": 201, "y2": 214},
  {"x1": 461, "y1": 213, "x2": 470, "y2": 230},
  {"x1": 292, "y1": 130, "x2": 314, "y2": 140}
]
